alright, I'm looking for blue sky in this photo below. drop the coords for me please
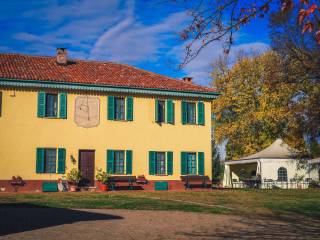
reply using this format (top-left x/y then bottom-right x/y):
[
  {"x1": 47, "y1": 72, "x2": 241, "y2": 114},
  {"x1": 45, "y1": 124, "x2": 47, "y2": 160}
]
[{"x1": 0, "y1": 0, "x2": 270, "y2": 86}]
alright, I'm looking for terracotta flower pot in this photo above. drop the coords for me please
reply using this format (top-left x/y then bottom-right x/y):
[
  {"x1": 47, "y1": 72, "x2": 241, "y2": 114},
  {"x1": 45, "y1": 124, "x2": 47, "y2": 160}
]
[
  {"x1": 70, "y1": 185, "x2": 77, "y2": 192},
  {"x1": 99, "y1": 183, "x2": 108, "y2": 191}
]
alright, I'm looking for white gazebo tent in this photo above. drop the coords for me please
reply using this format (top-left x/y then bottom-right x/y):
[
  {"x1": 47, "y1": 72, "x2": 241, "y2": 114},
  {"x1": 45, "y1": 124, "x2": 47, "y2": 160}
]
[{"x1": 223, "y1": 139, "x2": 318, "y2": 188}]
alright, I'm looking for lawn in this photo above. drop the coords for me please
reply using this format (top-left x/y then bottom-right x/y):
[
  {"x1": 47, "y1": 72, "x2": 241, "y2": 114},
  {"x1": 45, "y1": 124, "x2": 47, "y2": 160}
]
[{"x1": 0, "y1": 189, "x2": 319, "y2": 218}]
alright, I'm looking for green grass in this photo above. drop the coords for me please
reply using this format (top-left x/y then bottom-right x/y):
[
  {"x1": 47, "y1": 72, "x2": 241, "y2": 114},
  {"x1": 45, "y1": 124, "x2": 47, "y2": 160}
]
[{"x1": 0, "y1": 189, "x2": 319, "y2": 218}]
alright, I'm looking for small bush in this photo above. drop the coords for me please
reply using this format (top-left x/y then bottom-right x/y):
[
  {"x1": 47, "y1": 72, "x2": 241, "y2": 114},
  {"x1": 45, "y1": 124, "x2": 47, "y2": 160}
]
[{"x1": 308, "y1": 180, "x2": 320, "y2": 189}]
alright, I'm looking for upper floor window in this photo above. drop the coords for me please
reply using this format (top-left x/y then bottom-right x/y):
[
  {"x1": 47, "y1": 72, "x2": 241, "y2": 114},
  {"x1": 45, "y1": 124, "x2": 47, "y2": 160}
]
[
  {"x1": 155, "y1": 152, "x2": 166, "y2": 175},
  {"x1": 186, "y1": 102, "x2": 196, "y2": 124},
  {"x1": 156, "y1": 100, "x2": 165, "y2": 123},
  {"x1": 107, "y1": 96, "x2": 133, "y2": 121},
  {"x1": 114, "y1": 97, "x2": 125, "y2": 120},
  {"x1": 182, "y1": 101, "x2": 205, "y2": 125},
  {"x1": 37, "y1": 92, "x2": 67, "y2": 119},
  {"x1": 277, "y1": 167, "x2": 288, "y2": 182},
  {"x1": 45, "y1": 94, "x2": 58, "y2": 117},
  {"x1": 155, "y1": 99, "x2": 174, "y2": 124}
]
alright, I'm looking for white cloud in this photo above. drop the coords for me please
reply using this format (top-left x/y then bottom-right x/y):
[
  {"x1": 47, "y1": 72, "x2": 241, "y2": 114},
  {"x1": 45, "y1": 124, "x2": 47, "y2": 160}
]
[
  {"x1": 170, "y1": 40, "x2": 269, "y2": 86},
  {"x1": 90, "y1": 12, "x2": 189, "y2": 63},
  {"x1": 14, "y1": 0, "x2": 189, "y2": 64}
]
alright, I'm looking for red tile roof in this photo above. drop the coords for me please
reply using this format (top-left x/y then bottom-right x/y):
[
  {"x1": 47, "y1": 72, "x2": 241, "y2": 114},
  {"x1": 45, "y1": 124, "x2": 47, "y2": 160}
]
[{"x1": 0, "y1": 53, "x2": 217, "y2": 94}]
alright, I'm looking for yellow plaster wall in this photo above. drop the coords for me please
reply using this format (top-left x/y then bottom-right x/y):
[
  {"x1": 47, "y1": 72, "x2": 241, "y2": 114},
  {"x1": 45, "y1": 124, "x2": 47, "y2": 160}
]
[{"x1": 0, "y1": 88, "x2": 212, "y2": 180}]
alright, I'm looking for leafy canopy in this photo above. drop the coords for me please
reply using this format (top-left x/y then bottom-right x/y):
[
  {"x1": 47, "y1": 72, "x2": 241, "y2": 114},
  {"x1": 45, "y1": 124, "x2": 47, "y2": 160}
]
[{"x1": 212, "y1": 51, "x2": 304, "y2": 160}]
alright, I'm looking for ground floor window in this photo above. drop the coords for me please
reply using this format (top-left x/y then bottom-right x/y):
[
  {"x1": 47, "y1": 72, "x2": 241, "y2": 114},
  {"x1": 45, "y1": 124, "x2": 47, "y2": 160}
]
[
  {"x1": 186, "y1": 152, "x2": 196, "y2": 174},
  {"x1": 114, "y1": 150, "x2": 125, "y2": 174},
  {"x1": 44, "y1": 148, "x2": 56, "y2": 173},
  {"x1": 277, "y1": 167, "x2": 288, "y2": 182},
  {"x1": 155, "y1": 152, "x2": 166, "y2": 174}
]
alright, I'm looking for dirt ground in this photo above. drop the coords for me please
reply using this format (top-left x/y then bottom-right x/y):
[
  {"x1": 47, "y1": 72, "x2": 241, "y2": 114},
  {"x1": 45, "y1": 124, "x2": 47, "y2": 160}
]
[{"x1": 0, "y1": 207, "x2": 319, "y2": 240}]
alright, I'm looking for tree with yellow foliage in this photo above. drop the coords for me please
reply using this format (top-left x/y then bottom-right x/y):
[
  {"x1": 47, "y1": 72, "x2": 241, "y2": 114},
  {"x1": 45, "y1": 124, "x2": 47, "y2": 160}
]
[{"x1": 212, "y1": 51, "x2": 305, "y2": 160}]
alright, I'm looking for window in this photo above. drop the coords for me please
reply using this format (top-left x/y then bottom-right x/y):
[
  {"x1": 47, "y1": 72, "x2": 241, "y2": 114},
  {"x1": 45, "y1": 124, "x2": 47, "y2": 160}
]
[
  {"x1": 114, "y1": 97, "x2": 125, "y2": 120},
  {"x1": 114, "y1": 150, "x2": 125, "y2": 174},
  {"x1": 186, "y1": 152, "x2": 196, "y2": 174},
  {"x1": 155, "y1": 152, "x2": 166, "y2": 174},
  {"x1": 277, "y1": 167, "x2": 288, "y2": 182},
  {"x1": 186, "y1": 102, "x2": 196, "y2": 124},
  {"x1": 44, "y1": 149, "x2": 56, "y2": 173},
  {"x1": 45, "y1": 94, "x2": 58, "y2": 117},
  {"x1": 156, "y1": 100, "x2": 165, "y2": 123}
]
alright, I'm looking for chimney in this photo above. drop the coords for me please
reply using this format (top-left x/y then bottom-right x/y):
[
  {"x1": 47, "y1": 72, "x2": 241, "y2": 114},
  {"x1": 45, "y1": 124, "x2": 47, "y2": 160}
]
[
  {"x1": 56, "y1": 48, "x2": 68, "y2": 65},
  {"x1": 182, "y1": 76, "x2": 193, "y2": 83}
]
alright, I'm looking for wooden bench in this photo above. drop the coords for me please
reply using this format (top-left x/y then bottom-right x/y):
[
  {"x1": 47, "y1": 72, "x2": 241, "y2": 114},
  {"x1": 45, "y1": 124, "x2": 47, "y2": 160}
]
[
  {"x1": 181, "y1": 175, "x2": 210, "y2": 189},
  {"x1": 109, "y1": 176, "x2": 137, "y2": 190}
]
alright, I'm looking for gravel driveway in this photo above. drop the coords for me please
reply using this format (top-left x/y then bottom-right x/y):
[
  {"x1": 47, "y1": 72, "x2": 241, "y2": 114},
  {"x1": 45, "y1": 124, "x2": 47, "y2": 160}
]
[{"x1": 0, "y1": 206, "x2": 319, "y2": 240}]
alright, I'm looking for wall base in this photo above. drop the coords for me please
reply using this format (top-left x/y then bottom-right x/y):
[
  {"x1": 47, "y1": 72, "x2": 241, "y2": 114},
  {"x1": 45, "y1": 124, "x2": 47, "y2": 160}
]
[{"x1": 0, "y1": 180, "x2": 211, "y2": 192}]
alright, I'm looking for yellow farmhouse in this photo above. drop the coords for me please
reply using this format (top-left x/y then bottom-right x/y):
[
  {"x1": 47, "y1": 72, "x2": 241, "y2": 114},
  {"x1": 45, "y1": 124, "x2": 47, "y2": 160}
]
[{"x1": 0, "y1": 49, "x2": 218, "y2": 192}]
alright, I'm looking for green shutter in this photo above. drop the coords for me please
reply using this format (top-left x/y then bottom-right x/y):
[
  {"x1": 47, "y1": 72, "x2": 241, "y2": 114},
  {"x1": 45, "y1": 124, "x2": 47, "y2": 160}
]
[
  {"x1": 167, "y1": 99, "x2": 174, "y2": 124},
  {"x1": 181, "y1": 152, "x2": 187, "y2": 175},
  {"x1": 181, "y1": 101, "x2": 187, "y2": 124},
  {"x1": 149, "y1": 151, "x2": 156, "y2": 175},
  {"x1": 57, "y1": 148, "x2": 66, "y2": 174},
  {"x1": 107, "y1": 96, "x2": 114, "y2": 120},
  {"x1": 126, "y1": 96, "x2": 133, "y2": 121},
  {"x1": 126, "y1": 150, "x2": 132, "y2": 174},
  {"x1": 198, "y1": 152, "x2": 204, "y2": 175},
  {"x1": 0, "y1": 91, "x2": 2, "y2": 117},
  {"x1": 36, "y1": 148, "x2": 45, "y2": 173},
  {"x1": 59, "y1": 93, "x2": 67, "y2": 119},
  {"x1": 155, "y1": 99, "x2": 159, "y2": 122},
  {"x1": 167, "y1": 151, "x2": 173, "y2": 175},
  {"x1": 107, "y1": 150, "x2": 114, "y2": 174},
  {"x1": 197, "y1": 102, "x2": 205, "y2": 125},
  {"x1": 37, "y1": 92, "x2": 46, "y2": 117}
]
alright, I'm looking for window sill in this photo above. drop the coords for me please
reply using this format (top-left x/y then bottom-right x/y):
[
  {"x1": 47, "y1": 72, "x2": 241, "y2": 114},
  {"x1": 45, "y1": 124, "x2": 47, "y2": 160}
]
[
  {"x1": 154, "y1": 174, "x2": 168, "y2": 176},
  {"x1": 41, "y1": 117, "x2": 59, "y2": 119},
  {"x1": 110, "y1": 119, "x2": 130, "y2": 122},
  {"x1": 155, "y1": 122, "x2": 174, "y2": 125},
  {"x1": 36, "y1": 173, "x2": 59, "y2": 174}
]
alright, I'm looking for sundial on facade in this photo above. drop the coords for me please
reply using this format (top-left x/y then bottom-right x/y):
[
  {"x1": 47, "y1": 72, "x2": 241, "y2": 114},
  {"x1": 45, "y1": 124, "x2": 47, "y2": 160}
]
[{"x1": 74, "y1": 96, "x2": 100, "y2": 128}]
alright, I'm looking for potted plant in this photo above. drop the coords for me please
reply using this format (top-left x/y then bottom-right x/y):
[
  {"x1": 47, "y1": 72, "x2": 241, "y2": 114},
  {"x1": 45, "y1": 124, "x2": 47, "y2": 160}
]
[
  {"x1": 66, "y1": 168, "x2": 82, "y2": 192},
  {"x1": 95, "y1": 168, "x2": 110, "y2": 191}
]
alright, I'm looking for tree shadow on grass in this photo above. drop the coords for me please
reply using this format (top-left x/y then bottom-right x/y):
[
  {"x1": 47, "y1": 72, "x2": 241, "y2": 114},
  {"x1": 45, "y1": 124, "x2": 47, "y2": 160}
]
[{"x1": 0, "y1": 203, "x2": 123, "y2": 236}]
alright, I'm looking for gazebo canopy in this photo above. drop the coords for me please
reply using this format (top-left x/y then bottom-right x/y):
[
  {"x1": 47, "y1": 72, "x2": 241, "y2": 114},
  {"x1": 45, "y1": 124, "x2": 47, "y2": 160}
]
[{"x1": 239, "y1": 139, "x2": 295, "y2": 160}]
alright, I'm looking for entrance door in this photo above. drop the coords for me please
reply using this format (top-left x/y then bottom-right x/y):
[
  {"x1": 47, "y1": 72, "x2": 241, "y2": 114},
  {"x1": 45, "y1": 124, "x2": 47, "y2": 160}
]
[{"x1": 79, "y1": 150, "x2": 95, "y2": 186}]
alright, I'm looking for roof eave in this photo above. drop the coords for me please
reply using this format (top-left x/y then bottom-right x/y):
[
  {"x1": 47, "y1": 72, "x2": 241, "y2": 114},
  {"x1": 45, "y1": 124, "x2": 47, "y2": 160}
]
[{"x1": 0, "y1": 78, "x2": 220, "y2": 99}]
